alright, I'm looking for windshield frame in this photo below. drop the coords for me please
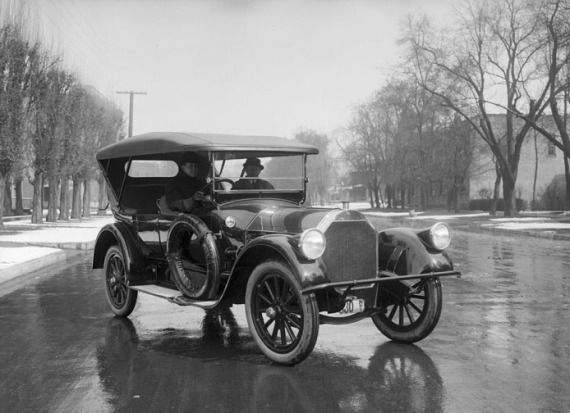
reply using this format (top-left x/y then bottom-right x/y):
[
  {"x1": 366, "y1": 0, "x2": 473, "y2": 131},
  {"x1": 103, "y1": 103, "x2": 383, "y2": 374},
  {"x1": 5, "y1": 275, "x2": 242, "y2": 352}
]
[{"x1": 208, "y1": 151, "x2": 308, "y2": 204}]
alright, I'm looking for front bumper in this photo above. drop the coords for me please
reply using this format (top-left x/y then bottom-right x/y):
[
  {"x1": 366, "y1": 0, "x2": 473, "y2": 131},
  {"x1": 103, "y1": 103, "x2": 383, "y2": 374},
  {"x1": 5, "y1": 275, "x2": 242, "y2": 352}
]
[{"x1": 301, "y1": 269, "x2": 461, "y2": 294}]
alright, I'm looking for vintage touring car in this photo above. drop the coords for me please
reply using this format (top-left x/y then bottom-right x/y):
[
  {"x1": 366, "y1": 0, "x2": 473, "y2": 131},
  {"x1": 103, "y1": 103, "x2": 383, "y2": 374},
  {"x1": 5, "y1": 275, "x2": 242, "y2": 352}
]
[{"x1": 93, "y1": 132, "x2": 460, "y2": 365}]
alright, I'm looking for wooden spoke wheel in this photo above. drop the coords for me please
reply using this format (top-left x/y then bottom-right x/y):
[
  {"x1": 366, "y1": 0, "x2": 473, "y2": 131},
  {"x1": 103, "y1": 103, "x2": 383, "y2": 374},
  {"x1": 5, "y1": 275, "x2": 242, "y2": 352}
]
[
  {"x1": 245, "y1": 260, "x2": 319, "y2": 365},
  {"x1": 104, "y1": 246, "x2": 137, "y2": 317},
  {"x1": 372, "y1": 278, "x2": 442, "y2": 343}
]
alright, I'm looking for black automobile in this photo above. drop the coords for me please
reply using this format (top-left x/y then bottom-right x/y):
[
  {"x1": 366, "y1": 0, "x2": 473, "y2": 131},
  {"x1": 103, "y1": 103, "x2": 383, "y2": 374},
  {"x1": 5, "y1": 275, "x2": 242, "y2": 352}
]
[{"x1": 93, "y1": 132, "x2": 459, "y2": 365}]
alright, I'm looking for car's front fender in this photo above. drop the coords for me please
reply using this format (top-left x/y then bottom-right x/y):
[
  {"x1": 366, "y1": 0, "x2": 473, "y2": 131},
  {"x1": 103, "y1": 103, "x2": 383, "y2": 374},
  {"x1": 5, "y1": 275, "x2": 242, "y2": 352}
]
[
  {"x1": 378, "y1": 227, "x2": 454, "y2": 275},
  {"x1": 220, "y1": 234, "x2": 328, "y2": 304}
]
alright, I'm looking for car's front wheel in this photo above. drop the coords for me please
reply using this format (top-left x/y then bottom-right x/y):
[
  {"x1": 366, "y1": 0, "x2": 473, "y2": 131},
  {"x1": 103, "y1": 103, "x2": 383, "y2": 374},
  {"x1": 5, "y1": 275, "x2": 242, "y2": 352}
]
[
  {"x1": 371, "y1": 278, "x2": 442, "y2": 343},
  {"x1": 245, "y1": 260, "x2": 319, "y2": 365},
  {"x1": 103, "y1": 245, "x2": 138, "y2": 317}
]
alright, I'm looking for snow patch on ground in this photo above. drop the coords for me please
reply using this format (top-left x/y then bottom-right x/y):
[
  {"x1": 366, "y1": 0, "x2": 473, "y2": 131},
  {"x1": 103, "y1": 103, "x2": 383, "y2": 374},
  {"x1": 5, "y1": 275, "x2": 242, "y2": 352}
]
[
  {"x1": 0, "y1": 225, "x2": 106, "y2": 244},
  {"x1": 0, "y1": 246, "x2": 61, "y2": 274},
  {"x1": 0, "y1": 217, "x2": 113, "y2": 268},
  {"x1": 485, "y1": 222, "x2": 570, "y2": 230},
  {"x1": 364, "y1": 211, "x2": 420, "y2": 217},
  {"x1": 408, "y1": 213, "x2": 489, "y2": 220},
  {"x1": 490, "y1": 217, "x2": 549, "y2": 222}
]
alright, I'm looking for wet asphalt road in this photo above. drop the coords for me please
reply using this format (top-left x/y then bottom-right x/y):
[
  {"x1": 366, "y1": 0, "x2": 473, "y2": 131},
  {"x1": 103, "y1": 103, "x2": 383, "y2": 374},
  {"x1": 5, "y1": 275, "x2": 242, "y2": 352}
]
[{"x1": 1, "y1": 227, "x2": 570, "y2": 413}]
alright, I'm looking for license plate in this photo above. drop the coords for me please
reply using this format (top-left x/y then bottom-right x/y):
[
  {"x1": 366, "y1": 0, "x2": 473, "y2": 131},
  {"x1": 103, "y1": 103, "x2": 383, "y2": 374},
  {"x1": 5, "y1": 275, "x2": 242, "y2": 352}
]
[{"x1": 340, "y1": 296, "x2": 365, "y2": 314}]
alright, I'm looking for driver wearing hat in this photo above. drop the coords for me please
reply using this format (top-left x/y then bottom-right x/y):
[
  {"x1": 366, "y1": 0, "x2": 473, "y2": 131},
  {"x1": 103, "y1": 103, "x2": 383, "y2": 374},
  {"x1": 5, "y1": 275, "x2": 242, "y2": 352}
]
[{"x1": 233, "y1": 157, "x2": 274, "y2": 190}]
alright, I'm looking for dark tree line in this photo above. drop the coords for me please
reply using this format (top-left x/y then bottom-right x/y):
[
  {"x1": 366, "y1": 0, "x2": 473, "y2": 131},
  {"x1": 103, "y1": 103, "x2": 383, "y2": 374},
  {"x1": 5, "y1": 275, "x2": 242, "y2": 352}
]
[
  {"x1": 0, "y1": 5, "x2": 123, "y2": 228},
  {"x1": 339, "y1": 79, "x2": 472, "y2": 211}
]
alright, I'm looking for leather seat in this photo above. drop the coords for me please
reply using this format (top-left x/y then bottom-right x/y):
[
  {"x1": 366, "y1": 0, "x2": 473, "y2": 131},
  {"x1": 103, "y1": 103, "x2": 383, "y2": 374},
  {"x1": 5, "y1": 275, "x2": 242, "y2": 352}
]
[{"x1": 157, "y1": 195, "x2": 178, "y2": 216}]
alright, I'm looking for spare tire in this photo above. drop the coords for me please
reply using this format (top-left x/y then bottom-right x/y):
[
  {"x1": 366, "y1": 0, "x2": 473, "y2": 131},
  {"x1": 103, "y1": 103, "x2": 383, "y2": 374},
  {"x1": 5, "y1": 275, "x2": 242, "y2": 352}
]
[{"x1": 166, "y1": 215, "x2": 221, "y2": 299}]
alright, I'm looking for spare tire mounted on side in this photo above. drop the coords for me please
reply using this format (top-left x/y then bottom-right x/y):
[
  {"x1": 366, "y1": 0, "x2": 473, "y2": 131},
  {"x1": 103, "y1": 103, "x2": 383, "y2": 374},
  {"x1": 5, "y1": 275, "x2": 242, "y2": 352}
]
[{"x1": 166, "y1": 215, "x2": 221, "y2": 299}]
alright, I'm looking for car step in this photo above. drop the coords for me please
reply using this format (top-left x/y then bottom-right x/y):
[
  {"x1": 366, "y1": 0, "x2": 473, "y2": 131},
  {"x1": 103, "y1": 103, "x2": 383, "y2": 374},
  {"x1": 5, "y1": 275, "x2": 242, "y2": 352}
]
[
  {"x1": 130, "y1": 284, "x2": 219, "y2": 309},
  {"x1": 130, "y1": 284, "x2": 183, "y2": 299}
]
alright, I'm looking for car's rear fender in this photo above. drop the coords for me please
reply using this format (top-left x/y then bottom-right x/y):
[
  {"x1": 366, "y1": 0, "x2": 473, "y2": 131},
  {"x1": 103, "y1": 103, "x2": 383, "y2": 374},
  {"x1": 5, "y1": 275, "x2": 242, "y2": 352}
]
[
  {"x1": 92, "y1": 222, "x2": 152, "y2": 282},
  {"x1": 378, "y1": 227, "x2": 454, "y2": 275},
  {"x1": 221, "y1": 234, "x2": 328, "y2": 305}
]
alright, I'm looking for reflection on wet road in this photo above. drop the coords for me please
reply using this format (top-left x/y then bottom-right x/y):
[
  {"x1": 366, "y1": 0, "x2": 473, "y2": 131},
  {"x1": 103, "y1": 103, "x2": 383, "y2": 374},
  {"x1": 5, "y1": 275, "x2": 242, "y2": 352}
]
[{"x1": 1, "y1": 229, "x2": 569, "y2": 412}]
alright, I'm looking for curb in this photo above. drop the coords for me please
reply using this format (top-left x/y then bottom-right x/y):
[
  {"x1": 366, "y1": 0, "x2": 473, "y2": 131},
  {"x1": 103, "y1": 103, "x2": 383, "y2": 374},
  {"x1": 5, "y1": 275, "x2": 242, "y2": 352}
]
[
  {"x1": 10, "y1": 240, "x2": 96, "y2": 250},
  {"x1": 0, "y1": 249, "x2": 84, "y2": 295}
]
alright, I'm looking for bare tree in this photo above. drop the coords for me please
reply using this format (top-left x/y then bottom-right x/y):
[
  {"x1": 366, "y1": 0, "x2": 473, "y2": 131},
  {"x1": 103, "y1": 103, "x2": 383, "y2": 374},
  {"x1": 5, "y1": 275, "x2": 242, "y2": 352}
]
[
  {"x1": 28, "y1": 53, "x2": 62, "y2": 224},
  {"x1": 404, "y1": 0, "x2": 553, "y2": 216},
  {"x1": 443, "y1": 115, "x2": 474, "y2": 212},
  {"x1": 0, "y1": 17, "x2": 39, "y2": 227},
  {"x1": 514, "y1": 0, "x2": 570, "y2": 208},
  {"x1": 345, "y1": 102, "x2": 387, "y2": 207},
  {"x1": 294, "y1": 129, "x2": 332, "y2": 206}
]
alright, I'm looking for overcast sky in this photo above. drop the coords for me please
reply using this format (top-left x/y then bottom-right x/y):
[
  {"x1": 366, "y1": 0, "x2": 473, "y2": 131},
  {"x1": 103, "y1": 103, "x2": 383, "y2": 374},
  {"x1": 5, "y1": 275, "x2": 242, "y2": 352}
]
[{"x1": 27, "y1": 0, "x2": 452, "y2": 138}]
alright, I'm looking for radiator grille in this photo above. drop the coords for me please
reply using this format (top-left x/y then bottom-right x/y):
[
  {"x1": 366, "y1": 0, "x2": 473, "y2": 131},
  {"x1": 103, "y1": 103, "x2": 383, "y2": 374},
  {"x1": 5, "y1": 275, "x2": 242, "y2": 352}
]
[{"x1": 321, "y1": 220, "x2": 377, "y2": 283}]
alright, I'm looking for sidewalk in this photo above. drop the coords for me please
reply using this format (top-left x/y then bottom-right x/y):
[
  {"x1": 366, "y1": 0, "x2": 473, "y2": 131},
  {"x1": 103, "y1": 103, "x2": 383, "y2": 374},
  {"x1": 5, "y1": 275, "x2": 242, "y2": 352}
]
[{"x1": 0, "y1": 215, "x2": 113, "y2": 290}]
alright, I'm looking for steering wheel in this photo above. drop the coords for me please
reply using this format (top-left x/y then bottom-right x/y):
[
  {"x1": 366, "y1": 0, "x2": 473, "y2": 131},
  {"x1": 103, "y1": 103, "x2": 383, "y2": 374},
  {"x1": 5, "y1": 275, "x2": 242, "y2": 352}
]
[{"x1": 215, "y1": 178, "x2": 235, "y2": 190}]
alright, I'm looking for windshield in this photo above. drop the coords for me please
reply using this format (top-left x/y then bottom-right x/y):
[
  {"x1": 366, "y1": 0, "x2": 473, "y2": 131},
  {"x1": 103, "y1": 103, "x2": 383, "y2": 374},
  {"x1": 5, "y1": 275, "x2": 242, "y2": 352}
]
[
  {"x1": 214, "y1": 154, "x2": 304, "y2": 191},
  {"x1": 212, "y1": 153, "x2": 306, "y2": 203}
]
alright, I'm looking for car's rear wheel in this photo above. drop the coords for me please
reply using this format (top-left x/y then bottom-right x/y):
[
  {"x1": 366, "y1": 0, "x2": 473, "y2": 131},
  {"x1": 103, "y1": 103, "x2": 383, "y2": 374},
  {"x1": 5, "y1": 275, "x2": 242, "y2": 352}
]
[
  {"x1": 371, "y1": 278, "x2": 442, "y2": 343},
  {"x1": 104, "y1": 245, "x2": 138, "y2": 317},
  {"x1": 245, "y1": 260, "x2": 319, "y2": 365}
]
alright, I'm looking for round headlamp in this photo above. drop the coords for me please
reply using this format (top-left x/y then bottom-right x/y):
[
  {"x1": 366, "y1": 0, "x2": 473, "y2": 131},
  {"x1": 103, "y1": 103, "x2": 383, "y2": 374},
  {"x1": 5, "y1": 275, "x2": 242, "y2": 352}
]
[
  {"x1": 429, "y1": 222, "x2": 451, "y2": 250},
  {"x1": 299, "y1": 228, "x2": 326, "y2": 260}
]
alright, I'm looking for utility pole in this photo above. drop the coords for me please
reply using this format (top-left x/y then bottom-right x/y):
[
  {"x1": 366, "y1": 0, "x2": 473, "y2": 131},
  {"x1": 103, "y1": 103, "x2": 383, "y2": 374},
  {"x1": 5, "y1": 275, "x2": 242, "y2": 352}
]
[{"x1": 116, "y1": 90, "x2": 147, "y2": 137}]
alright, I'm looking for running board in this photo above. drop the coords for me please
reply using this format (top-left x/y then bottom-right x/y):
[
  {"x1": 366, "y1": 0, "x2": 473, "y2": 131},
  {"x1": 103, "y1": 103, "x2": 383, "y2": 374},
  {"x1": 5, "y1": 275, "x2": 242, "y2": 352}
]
[{"x1": 130, "y1": 284, "x2": 219, "y2": 309}]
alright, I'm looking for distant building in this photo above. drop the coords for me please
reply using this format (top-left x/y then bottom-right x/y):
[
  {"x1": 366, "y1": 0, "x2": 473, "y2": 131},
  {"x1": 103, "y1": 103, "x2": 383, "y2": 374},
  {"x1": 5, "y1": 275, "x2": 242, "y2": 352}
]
[{"x1": 468, "y1": 114, "x2": 566, "y2": 207}]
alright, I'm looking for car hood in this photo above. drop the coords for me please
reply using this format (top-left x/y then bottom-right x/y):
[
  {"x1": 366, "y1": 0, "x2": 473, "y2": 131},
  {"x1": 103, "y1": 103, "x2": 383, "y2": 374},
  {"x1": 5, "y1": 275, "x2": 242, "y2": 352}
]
[{"x1": 214, "y1": 199, "x2": 367, "y2": 234}]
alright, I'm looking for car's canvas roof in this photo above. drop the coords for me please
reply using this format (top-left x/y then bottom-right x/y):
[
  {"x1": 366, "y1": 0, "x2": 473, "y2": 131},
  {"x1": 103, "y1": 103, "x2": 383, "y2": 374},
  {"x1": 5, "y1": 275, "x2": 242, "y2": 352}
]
[{"x1": 96, "y1": 132, "x2": 319, "y2": 160}]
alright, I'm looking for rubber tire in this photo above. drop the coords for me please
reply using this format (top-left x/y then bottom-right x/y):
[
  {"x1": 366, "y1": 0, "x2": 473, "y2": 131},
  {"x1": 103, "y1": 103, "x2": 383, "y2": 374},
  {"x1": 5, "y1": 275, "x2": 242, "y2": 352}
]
[
  {"x1": 103, "y1": 245, "x2": 138, "y2": 317},
  {"x1": 371, "y1": 278, "x2": 442, "y2": 343},
  {"x1": 167, "y1": 215, "x2": 221, "y2": 299},
  {"x1": 245, "y1": 260, "x2": 319, "y2": 365}
]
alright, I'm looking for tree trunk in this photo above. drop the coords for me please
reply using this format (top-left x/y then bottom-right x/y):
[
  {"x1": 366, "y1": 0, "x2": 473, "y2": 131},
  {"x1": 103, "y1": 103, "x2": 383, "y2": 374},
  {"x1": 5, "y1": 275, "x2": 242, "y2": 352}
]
[
  {"x1": 386, "y1": 184, "x2": 393, "y2": 209},
  {"x1": 420, "y1": 184, "x2": 428, "y2": 210},
  {"x1": 532, "y1": 133, "x2": 539, "y2": 210},
  {"x1": 3, "y1": 177, "x2": 12, "y2": 216},
  {"x1": 71, "y1": 179, "x2": 82, "y2": 219},
  {"x1": 97, "y1": 178, "x2": 107, "y2": 214},
  {"x1": 31, "y1": 172, "x2": 43, "y2": 224},
  {"x1": 490, "y1": 165, "x2": 502, "y2": 217},
  {"x1": 564, "y1": 156, "x2": 570, "y2": 210},
  {"x1": 378, "y1": 185, "x2": 385, "y2": 208},
  {"x1": 15, "y1": 178, "x2": 23, "y2": 215},
  {"x1": 82, "y1": 179, "x2": 91, "y2": 218},
  {"x1": 0, "y1": 175, "x2": 6, "y2": 229},
  {"x1": 502, "y1": 177, "x2": 516, "y2": 217},
  {"x1": 367, "y1": 184, "x2": 374, "y2": 208},
  {"x1": 400, "y1": 185, "x2": 406, "y2": 209},
  {"x1": 46, "y1": 176, "x2": 58, "y2": 222},
  {"x1": 373, "y1": 183, "x2": 380, "y2": 208},
  {"x1": 59, "y1": 177, "x2": 70, "y2": 220},
  {"x1": 453, "y1": 180, "x2": 460, "y2": 213}
]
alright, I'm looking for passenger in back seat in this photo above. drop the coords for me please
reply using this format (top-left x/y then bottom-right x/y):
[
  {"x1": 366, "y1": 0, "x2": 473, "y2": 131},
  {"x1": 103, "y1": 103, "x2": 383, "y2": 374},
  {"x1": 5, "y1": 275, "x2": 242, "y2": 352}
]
[{"x1": 165, "y1": 156, "x2": 210, "y2": 212}]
